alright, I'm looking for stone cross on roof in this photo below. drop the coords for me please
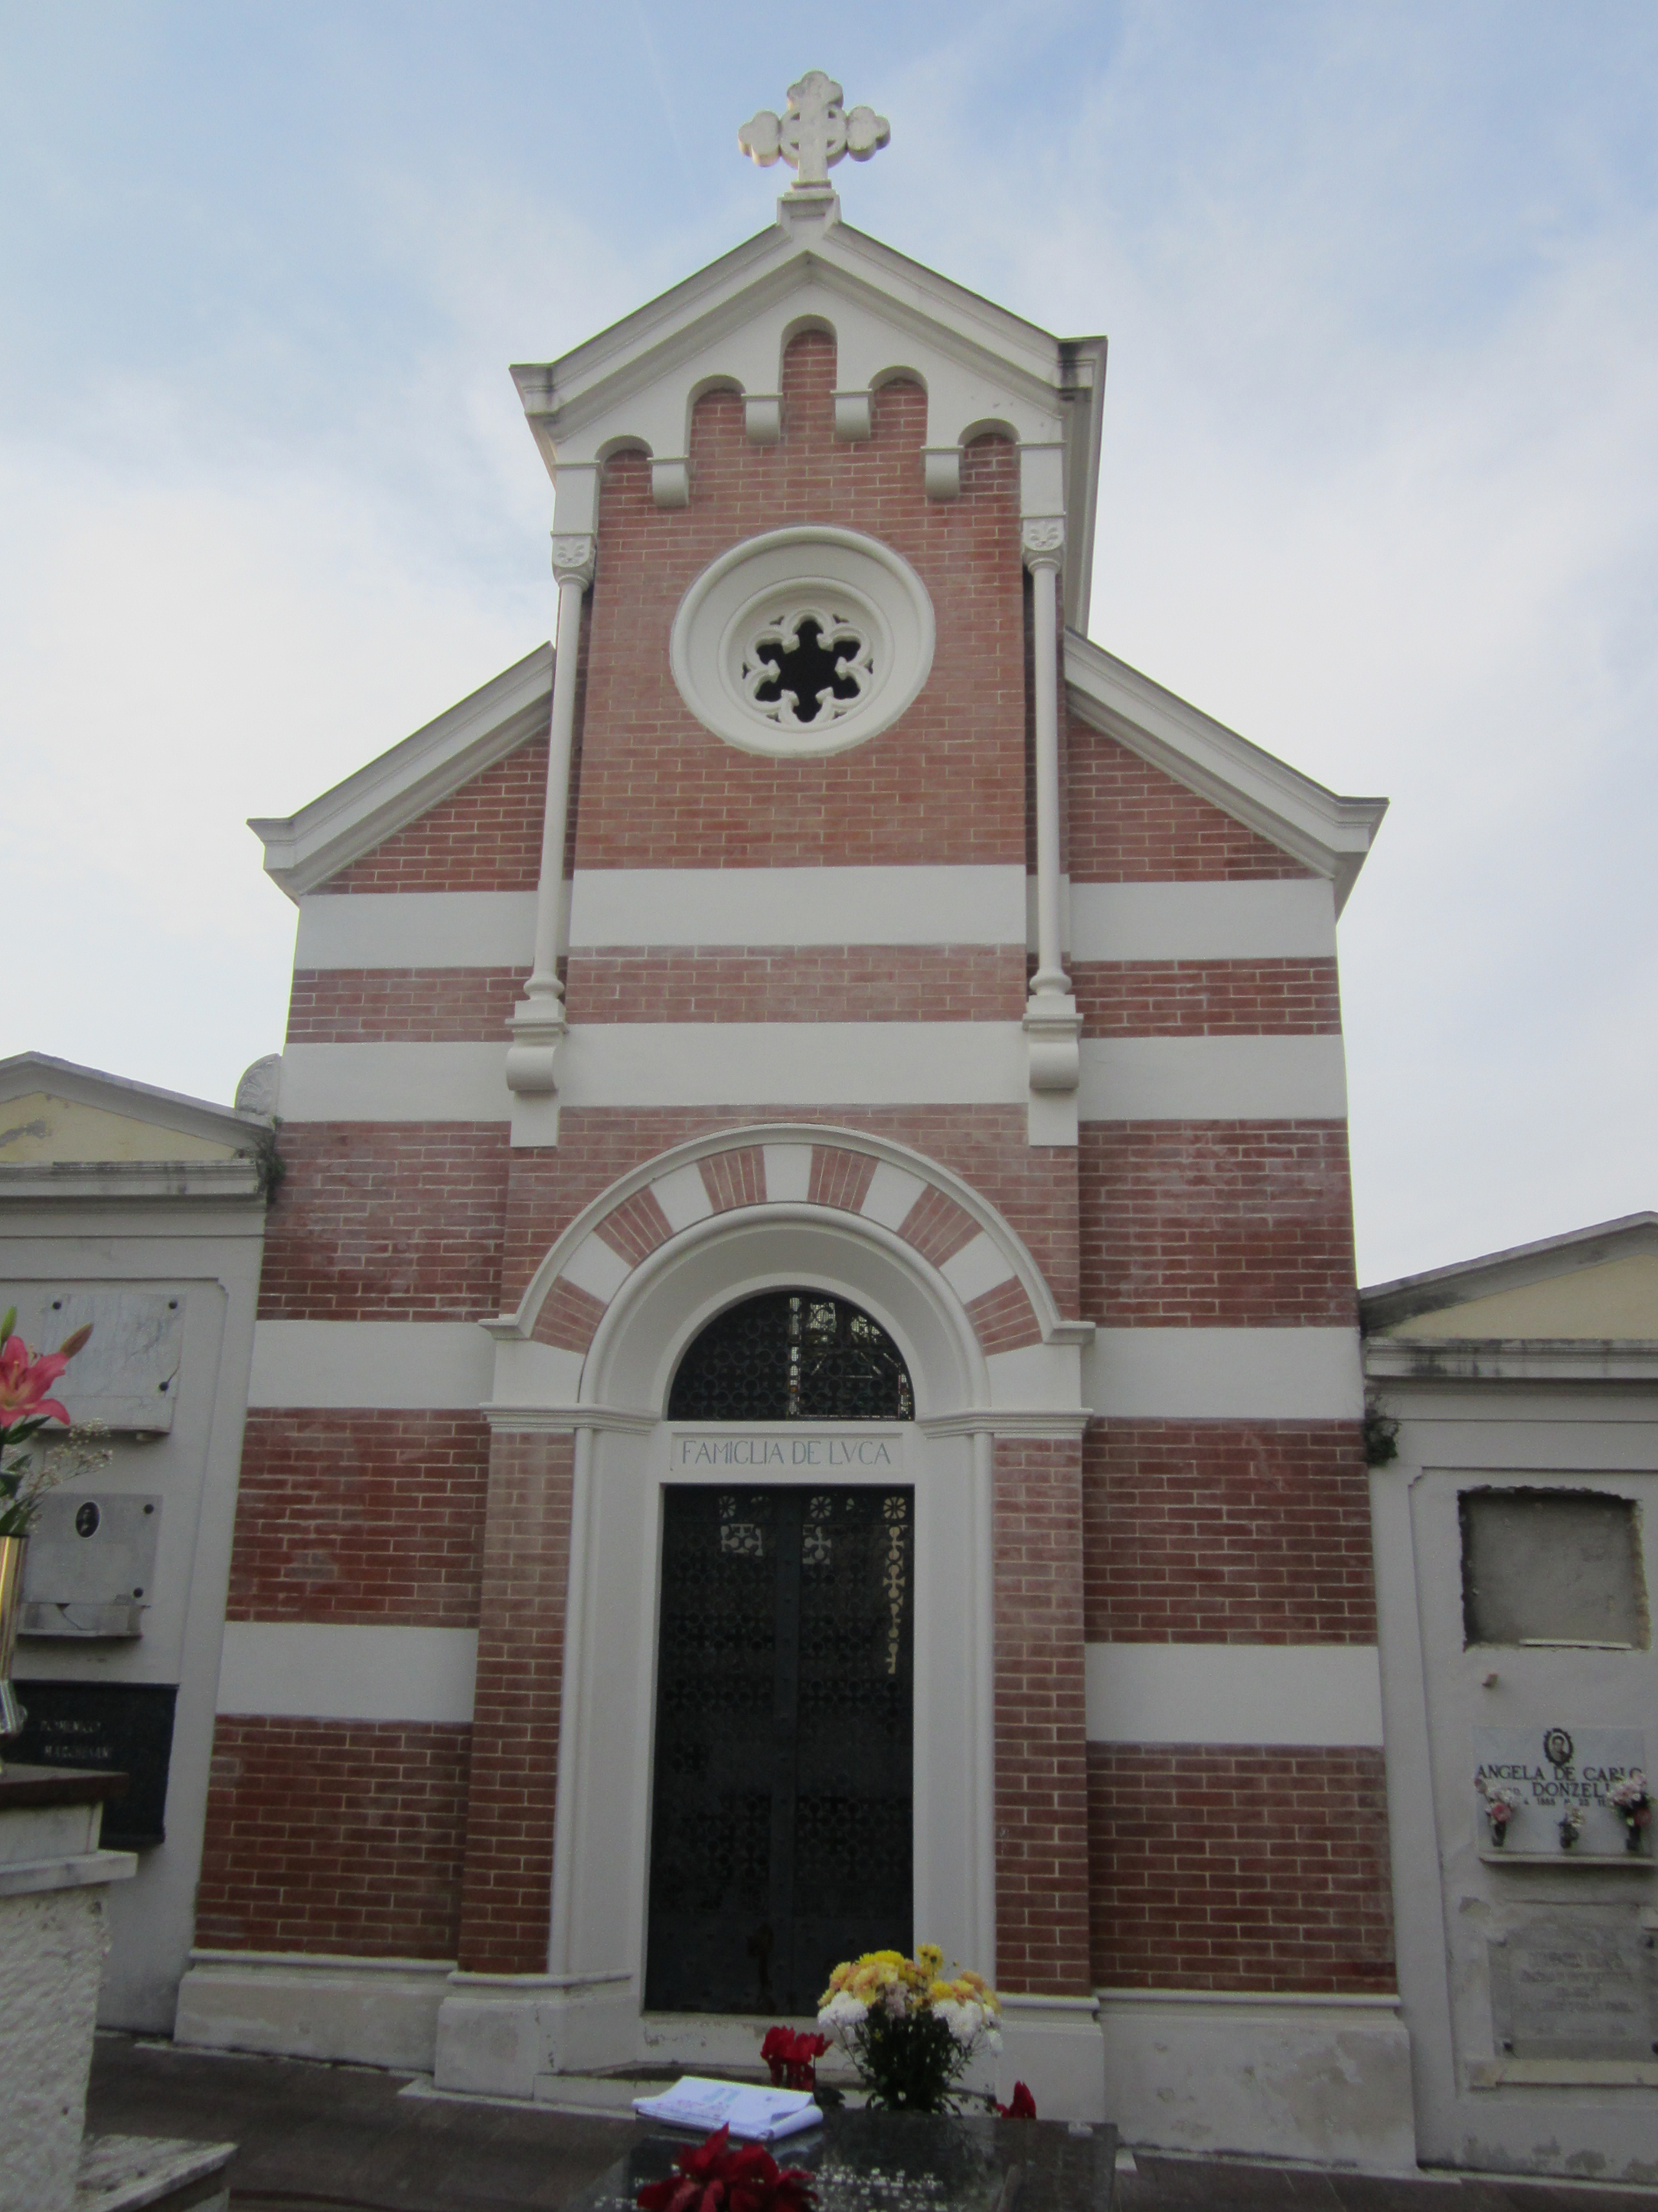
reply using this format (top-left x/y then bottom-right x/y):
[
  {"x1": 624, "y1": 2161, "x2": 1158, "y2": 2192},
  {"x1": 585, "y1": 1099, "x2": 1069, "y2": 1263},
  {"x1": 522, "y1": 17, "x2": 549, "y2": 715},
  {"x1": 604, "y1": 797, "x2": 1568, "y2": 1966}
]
[{"x1": 738, "y1": 70, "x2": 889, "y2": 193}]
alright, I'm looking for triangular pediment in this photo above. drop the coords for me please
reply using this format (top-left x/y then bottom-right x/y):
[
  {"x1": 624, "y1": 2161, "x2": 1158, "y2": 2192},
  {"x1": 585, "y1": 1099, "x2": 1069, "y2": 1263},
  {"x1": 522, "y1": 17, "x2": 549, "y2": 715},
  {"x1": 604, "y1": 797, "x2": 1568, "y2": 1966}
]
[
  {"x1": 513, "y1": 211, "x2": 1106, "y2": 630},
  {"x1": 1363, "y1": 1215, "x2": 1658, "y2": 1342},
  {"x1": 0, "y1": 1054, "x2": 269, "y2": 1165}
]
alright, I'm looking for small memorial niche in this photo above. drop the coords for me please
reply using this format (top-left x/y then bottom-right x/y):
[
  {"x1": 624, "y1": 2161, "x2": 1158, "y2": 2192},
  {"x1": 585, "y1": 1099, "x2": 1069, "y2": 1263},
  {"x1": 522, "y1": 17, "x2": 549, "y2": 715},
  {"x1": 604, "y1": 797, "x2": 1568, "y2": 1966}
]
[{"x1": 1461, "y1": 1488, "x2": 1649, "y2": 1648}]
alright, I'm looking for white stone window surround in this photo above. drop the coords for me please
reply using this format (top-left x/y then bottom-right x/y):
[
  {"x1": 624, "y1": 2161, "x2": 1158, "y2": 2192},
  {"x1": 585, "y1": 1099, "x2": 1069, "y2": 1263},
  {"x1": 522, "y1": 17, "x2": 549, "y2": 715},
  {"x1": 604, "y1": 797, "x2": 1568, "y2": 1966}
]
[
  {"x1": 670, "y1": 525, "x2": 935, "y2": 759},
  {"x1": 500, "y1": 1212, "x2": 1000, "y2": 2076}
]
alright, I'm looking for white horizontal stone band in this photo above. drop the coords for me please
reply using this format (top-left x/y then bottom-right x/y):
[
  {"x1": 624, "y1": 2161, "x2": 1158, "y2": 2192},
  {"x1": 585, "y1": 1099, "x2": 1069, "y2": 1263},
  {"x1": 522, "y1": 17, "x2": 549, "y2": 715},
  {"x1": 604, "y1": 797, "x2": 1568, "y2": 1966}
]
[
  {"x1": 278, "y1": 1027, "x2": 1030, "y2": 1120},
  {"x1": 1085, "y1": 1642, "x2": 1383, "y2": 1746},
  {"x1": 1079, "y1": 1035, "x2": 1348, "y2": 1120},
  {"x1": 1069, "y1": 880, "x2": 1337, "y2": 962},
  {"x1": 217, "y1": 1624, "x2": 478, "y2": 1724},
  {"x1": 1083, "y1": 1328, "x2": 1362, "y2": 1420},
  {"x1": 568, "y1": 865, "x2": 1026, "y2": 948},
  {"x1": 249, "y1": 1322, "x2": 493, "y2": 1410},
  {"x1": 295, "y1": 891, "x2": 537, "y2": 970}
]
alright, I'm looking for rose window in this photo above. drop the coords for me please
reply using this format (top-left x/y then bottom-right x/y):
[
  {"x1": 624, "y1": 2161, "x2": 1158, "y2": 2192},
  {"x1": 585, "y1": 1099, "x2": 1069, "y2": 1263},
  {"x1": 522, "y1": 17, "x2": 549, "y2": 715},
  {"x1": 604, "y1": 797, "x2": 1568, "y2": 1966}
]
[
  {"x1": 741, "y1": 606, "x2": 873, "y2": 730},
  {"x1": 670, "y1": 526, "x2": 935, "y2": 760}
]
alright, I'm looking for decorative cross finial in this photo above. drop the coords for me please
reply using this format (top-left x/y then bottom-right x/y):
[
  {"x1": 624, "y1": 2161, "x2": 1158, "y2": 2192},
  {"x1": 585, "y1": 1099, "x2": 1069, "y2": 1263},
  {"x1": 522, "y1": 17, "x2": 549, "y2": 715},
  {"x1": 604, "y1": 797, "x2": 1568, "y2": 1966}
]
[{"x1": 738, "y1": 70, "x2": 889, "y2": 193}]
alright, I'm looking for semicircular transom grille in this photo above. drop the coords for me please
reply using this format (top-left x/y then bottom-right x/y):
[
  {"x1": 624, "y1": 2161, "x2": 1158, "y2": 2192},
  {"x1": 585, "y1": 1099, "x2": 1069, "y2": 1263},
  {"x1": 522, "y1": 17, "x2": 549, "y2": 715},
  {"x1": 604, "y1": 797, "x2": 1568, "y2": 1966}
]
[{"x1": 668, "y1": 1290, "x2": 914, "y2": 1422}]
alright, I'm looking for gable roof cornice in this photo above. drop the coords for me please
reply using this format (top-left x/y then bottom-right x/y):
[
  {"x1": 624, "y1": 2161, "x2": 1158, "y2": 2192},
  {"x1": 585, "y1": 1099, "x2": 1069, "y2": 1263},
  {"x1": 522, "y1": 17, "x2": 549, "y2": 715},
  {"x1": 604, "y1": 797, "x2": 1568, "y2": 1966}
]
[
  {"x1": 1360, "y1": 1213, "x2": 1658, "y2": 1334},
  {"x1": 250, "y1": 644, "x2": 552, "y2": 901},
  {"x1": 512, "y1": 215, "x2": 1107, "y2": 631},
  {"x1": 0, "y1": 1052, "x2": 273, "y2": 1151},
  {"x1": 1063, "y1": 632, "x2": 1388, "y2": 913}
]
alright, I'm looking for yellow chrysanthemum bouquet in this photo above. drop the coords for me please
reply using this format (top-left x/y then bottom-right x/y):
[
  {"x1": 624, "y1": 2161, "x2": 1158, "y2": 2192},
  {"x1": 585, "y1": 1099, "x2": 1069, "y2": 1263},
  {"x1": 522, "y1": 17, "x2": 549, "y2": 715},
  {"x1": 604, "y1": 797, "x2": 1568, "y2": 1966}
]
[{"x1": 816, "y1": 1946, "x2": 1001, "y2": 2112}]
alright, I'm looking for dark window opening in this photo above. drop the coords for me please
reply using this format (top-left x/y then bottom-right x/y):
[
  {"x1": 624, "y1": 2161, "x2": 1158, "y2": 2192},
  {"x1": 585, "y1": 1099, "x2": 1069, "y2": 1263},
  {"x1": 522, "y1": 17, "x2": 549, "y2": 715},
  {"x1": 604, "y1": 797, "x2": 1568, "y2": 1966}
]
[
  {"x1": 751, "y1": 619, "x2": 865, "y2": 724},
  {"x1": 669, "y1": 1291, "x2": 914, "y2": 1423}
]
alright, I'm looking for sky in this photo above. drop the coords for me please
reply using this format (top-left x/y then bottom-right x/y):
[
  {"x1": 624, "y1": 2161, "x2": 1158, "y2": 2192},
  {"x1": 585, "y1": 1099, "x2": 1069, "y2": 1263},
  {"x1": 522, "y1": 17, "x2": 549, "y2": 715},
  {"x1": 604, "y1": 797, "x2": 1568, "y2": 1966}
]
[{"x1": 2, "y1": 1, "x2": 1654, "y2": 1286}]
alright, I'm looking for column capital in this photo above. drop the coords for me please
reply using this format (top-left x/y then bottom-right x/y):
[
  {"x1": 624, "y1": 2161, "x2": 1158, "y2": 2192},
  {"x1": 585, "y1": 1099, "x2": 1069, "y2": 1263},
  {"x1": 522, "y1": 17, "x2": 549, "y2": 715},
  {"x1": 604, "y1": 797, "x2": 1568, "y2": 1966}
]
[
  {"x1": 1021, "y1": 516, "x2": 1066, "y2": 573},
  {"x1": 551, "y1": 534, "x2": 596, "y2": 588}
]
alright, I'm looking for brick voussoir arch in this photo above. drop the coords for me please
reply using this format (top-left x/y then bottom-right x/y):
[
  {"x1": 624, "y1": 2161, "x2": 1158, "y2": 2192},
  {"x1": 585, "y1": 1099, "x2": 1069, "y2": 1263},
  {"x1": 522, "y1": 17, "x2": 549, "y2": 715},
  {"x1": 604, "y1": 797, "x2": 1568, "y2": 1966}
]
[{"x1": 506, "y1": 1124, "x2": 1062, "y2": 1365}]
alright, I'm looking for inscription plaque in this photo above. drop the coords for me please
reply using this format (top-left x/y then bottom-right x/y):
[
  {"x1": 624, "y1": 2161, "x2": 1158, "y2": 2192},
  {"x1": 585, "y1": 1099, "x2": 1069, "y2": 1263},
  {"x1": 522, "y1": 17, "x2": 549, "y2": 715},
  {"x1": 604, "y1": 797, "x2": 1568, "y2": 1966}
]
[
  {"x1": 1474, "y1": 1724, "x2": 1647, "y2": 1855},
  {"x1": 670, "y1": 1430, "x2": 905, "y2": 1474},
  {"x1": 7, "y1": 1681, "x2": 177, "y2": 1846},
  {"x1": 1488, "y1": 1909, "x2": 1658, "y2": 2059}
]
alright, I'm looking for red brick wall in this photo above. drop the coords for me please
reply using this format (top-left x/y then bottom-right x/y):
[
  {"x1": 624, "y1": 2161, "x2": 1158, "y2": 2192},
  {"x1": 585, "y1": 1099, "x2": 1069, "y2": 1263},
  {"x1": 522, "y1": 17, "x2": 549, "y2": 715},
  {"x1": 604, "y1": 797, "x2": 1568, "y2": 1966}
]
[
  {"x1": 1083, "y1": 1421, "x2": 1376, "y2": 1644},
  {"x1": 1067, "y1": 717, "x2": 1312, "y2": 882},
  {"x1": 197, "y1": 1717, "x2": 470, "y2": 1959},
  {"x1": 457, "y1": 1430, "x2": 574, "y2": 1975},
  {"x1": 258, "y1": 1123, "x2": 511, "y2": 1322},
  {"x1": 286, "y1": 969, "x2": 526, "y2": 1045},
  {"x1": 573, "y1": 334, "x2": 1025, "y2": 873},
  {"x1": 565, "y1": 946, "x2": 1026, "y2": 1024},
  {"x1": 319, "y1": 738, "x2": 548, "y2": 894},
  {"x1": 994, "y1": 1437, "x2": 1092, "y2": 1996},
  {"x1": 1072, "y1": 959, "x2": 1340, "y2": 1037},
  {"x1": 1087, "y1": 1744, "x2": 1393, "y2": 1993},
  {"x1": 227, "y1": 1410, "x2": 488, "y2": 1626},
  {"x1": 1079, "y1": 1121, "x2": 1357, "y2": 1328}
]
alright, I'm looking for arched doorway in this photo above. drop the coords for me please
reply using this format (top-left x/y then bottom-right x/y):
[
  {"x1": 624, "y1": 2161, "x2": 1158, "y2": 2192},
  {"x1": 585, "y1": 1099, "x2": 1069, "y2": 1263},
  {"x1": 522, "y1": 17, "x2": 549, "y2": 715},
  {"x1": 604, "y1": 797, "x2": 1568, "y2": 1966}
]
[{"x1": 648, "y1": 1292, "x2": 915, "y2": 2014}]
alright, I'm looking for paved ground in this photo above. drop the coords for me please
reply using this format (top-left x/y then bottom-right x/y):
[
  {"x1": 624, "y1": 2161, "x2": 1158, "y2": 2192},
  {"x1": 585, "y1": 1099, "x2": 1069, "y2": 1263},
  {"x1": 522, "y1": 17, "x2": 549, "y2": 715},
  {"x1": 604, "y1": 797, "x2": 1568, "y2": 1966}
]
[{"x1": 87, "y1": 2034, "x2": 1657, "y2": 2212}]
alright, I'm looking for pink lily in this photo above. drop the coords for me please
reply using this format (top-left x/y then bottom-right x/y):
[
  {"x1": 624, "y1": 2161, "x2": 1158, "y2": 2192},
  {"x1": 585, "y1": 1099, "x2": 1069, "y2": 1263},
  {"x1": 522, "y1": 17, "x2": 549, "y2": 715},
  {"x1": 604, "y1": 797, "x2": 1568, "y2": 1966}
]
[{"x1": 0, "y1": 1331, "x2": 83, "y2": 1429}]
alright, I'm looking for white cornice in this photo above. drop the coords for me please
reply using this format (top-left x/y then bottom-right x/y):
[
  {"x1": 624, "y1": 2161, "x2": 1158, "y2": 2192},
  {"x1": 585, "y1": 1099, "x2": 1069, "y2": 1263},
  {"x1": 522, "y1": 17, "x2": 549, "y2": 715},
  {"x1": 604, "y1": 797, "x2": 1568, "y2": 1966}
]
[
  {"x1": 1063, "y1": 633, "x2": 1388, "y2": 915},
  {"x1": 250, "y1": 645, "x2": 553, "y2": 902},
  {"x1": 0, "y1": 1159, "x2": 266, "y2": 1205},
  {"x1": 1364, "y1": 1338, "x2": 1658, "y2": 1384},
  {"x1": 0, "y1": 1053, "x2": 272, "y2": 1152}
]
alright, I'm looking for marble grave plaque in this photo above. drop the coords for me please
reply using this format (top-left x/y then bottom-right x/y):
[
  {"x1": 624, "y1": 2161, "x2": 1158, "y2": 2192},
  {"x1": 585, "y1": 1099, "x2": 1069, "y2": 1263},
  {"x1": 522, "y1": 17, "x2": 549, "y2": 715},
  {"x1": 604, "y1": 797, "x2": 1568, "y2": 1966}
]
[{"x1": 1488, "y1": 1909, "x2": 1658, "y2": 2060}]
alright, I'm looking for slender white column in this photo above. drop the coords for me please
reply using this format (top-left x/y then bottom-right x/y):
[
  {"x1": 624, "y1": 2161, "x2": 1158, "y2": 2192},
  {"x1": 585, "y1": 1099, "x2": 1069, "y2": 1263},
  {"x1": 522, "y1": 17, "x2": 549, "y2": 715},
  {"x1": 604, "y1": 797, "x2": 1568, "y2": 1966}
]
[
  {"x1": 506, "y1": 535, "x2": 593, "y2": 1099},
  {"x1": 1020, "y1": 518, "x2": 1082, "y2": 1135},
  {"x1": 1026, "y1": 542, "x2": 1068, "y2": 998}
]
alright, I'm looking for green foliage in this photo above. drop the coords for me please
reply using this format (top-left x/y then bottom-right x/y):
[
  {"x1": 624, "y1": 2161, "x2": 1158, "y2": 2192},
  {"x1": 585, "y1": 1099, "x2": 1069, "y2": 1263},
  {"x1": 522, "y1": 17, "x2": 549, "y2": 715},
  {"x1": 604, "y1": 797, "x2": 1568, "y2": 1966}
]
[{"x1": 844, "y1": 2008, "x2": 974, "y2": 2114}]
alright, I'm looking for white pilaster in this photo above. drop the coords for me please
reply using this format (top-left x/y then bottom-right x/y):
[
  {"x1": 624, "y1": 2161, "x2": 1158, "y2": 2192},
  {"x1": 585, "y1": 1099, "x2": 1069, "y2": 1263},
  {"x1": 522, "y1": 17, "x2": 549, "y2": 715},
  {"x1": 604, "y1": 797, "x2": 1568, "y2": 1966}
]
[
  {"x1": 1022, "y1": 518, "x2": 1082, "y2": 1144},
  {"x1": 505, "y1": 532, "x2": 593, "y2": 1117}
]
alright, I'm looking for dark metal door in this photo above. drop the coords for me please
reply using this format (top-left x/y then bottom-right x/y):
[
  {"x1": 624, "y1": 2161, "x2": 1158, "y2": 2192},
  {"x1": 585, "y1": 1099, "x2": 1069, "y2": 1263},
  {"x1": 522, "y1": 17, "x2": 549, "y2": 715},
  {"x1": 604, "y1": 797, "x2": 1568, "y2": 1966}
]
[{"x1": 646, "y1": 1485, "x2": 913, "y2": 2015}]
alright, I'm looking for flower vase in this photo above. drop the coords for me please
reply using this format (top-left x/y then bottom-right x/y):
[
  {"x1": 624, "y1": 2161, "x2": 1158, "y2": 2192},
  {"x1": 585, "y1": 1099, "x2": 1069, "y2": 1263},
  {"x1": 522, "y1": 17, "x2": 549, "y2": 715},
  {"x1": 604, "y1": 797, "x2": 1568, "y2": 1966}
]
[
  {"x1": 0, "y1": 1534, "x2": 28, "y2": 1753},
  {"x1": 1627, "y1": 1824, "x2": 1643, "y2": 1854},
  {"x1": 1489, "y1": 1823, "x2": 1506, "y2": 1848}
]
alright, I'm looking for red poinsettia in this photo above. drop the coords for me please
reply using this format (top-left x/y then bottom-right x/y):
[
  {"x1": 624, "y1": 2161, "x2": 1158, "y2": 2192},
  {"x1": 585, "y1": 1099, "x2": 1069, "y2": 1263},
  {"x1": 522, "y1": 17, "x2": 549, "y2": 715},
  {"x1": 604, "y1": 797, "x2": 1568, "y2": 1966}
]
[
  {"x1": 636, "y1": 2125, "x2": 816, "y2": 2212},
  {"x1": 997, "y1": 2081, "x2": 1037, "y2": 2120},
  {"x1": 761, "y1": 2027, "x2": 830, "y2": 2090}
]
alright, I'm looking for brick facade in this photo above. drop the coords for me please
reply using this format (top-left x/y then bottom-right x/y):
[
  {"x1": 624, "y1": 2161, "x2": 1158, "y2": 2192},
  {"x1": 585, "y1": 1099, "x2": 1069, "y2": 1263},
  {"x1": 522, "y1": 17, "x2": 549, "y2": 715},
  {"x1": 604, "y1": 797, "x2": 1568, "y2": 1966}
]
[
  {"x1": 994, "y1": 1437, "x2": 1092, "y2": 1996},
  {"x1": 211, "y1": 308, "x2": 1391, "y2": 2037},
  {"x1": 456, "y1": 1431, "x2": 573, "y2": 1975},
  {"x1": 1082, "y1": 1422, "x2": 1376, "y2": 1644},
  {"x1": 1087, "y1": 1744, "x2": 1394, "y2": 1993},
  {"x1": 1079, "y1": 1120, "x2": 1358, "y2": 1328},
  {"x1": 196, "y1": 1717, "x2": 471, "y2": 1959},
  {"x1": 227, "y1": 1410, "x2": 488, "y2": 1626}
]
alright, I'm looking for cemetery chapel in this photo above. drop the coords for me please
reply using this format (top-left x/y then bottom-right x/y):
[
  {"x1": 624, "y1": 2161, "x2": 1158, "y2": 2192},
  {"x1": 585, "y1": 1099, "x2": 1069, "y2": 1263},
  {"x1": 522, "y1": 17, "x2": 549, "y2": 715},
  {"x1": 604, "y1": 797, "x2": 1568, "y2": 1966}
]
[{"x1": 202, "y1": 74, "x2": 1402, "y2": 2140}]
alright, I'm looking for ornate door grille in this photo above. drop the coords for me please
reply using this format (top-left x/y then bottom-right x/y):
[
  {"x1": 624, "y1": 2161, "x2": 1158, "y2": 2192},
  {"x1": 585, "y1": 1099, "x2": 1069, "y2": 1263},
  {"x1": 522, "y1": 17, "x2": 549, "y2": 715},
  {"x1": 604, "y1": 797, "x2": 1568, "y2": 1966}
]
[
  {"x1": 668, "y1": 1289, "x2": 914, "y2": 1422},
  {"x1": 646, "y1": 1484, "x2": 914, "y2": 2016}
]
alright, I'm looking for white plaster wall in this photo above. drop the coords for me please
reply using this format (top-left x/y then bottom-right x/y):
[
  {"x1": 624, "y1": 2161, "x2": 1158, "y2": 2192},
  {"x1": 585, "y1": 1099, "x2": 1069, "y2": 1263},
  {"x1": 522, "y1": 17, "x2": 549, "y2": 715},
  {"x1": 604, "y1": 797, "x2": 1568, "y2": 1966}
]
[
  {"x1": 1371, "y1": 1377, "x2": 1658, "y2": 2181},
  {"x1": 1082, "y1": 1328, "x2": 1362, "y2": 1420},
  {"x1": 1085, "y1": 1643, "x2": 1383, "y2": 1747},
  {"x1": 0, "y1": 1884, "x2": 110, "y2": 2212},
  {"x1": 1099, "y1": 1994, "x2": 1417, "y2": 2171},
  {"x1": 217, "y1": 1623, "x2": 478, "y2": 1724},
  {"x1": 1069, "y1": 878, "x2": 1337, "y2": 962},
  {"x1": 3, "y1": 1200, "x2": 266, "y2": 2032},
  {"x1": 569, "y1": 865, "x2": 1026, "y2": 948},
  {"x1": 249, "y1": 1319, "x2": 493, "y2": 1409},
  {"x1": 1079, "y1": 1034, "x2": 1348, "y2": 1121},
  {"x1": 176, "y1": 1951, "x2": 452, "y2": 2071}
]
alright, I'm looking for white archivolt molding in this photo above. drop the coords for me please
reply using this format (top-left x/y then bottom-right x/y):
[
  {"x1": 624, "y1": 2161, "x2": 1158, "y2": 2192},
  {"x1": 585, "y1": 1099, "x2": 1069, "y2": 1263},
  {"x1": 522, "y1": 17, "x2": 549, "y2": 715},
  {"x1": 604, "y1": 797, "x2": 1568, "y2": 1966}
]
[{"x1": 497, "y1": 1121, "x2": 1071, "y2": 1361}]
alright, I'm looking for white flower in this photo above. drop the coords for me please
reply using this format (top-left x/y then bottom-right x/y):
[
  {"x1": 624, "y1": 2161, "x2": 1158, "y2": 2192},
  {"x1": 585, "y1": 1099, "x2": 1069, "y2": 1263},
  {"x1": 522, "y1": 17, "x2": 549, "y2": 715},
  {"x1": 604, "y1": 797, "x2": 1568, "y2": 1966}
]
[{"x1": 818, "y1": 1991, "x2": 867, "y2": 2038}]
